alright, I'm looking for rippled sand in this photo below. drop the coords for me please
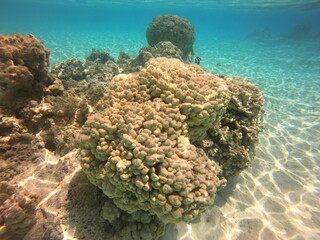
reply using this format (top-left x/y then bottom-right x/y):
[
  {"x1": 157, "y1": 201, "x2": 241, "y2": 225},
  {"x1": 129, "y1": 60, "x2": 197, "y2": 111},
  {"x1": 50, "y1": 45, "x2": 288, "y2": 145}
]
[
  {"x1": 175, "y1": 37, "x2": 320, "y2": 240},
  {"x1": 177, "y1": 115, "x2": 320, "y2": 239}
]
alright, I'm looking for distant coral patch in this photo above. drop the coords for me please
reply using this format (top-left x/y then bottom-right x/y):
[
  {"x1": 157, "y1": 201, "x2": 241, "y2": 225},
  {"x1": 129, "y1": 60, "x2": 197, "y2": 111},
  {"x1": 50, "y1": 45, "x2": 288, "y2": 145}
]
[{"x1": 146, "y1": 15, "x2": 196, "y2": 61}]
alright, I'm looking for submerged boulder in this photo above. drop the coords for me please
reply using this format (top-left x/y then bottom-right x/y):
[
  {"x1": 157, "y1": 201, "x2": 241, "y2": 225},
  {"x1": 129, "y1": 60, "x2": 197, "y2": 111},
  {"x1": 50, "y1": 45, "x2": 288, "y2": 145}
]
[{"x1": 146, "y1": 15, "x2": 196, "y2": 61}]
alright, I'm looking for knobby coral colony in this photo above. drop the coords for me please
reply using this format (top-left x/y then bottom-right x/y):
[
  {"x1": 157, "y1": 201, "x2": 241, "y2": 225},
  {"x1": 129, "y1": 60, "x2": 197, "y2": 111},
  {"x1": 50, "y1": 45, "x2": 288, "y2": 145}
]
[
  {"x1": 0, "y1": 34, "x2": 50, "y2": 94},
  {"x1": 79, "y1": 58, "x2": 264, "y2": 223},
  {"x1": 0, "y1": 33, "x2": 62, "y2": 110}
]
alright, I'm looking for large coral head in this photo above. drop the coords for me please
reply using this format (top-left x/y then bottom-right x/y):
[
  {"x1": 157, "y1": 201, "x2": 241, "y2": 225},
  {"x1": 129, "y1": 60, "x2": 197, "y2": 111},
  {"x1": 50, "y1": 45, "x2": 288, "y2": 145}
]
[
  {"x1": 79, "y1": 58, "x2": 226, "y2": 223},
  {"x1": 79, "y1": 57, "x2": 264, "y2": 223}
]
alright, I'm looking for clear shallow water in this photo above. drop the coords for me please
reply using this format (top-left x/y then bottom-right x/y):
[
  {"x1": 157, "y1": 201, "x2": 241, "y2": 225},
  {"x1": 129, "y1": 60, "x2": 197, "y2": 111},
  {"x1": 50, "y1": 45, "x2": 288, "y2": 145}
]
[
  {"x1": 1, "y1": 1, "x2": 320, "y2": 239},
  {"x1": 5, "y1": 0, "x2": 320, "y2": 9}
]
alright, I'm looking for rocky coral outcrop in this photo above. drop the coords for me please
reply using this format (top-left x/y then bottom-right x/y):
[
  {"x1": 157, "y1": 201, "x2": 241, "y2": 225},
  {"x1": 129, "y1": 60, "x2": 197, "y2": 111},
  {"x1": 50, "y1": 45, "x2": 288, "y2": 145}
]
[
  {"x1": 0, "y1": 107, "x2": 43, "y2": 181},
  {"x1": 0, "y1": 33, "x2": 62, "y2": 109},
  {"x1": 86, "y1": 48, "x2": 115, "y2": 64},
  {"x1": 0, "y1": 182, "x2": 37, "y2": 240},
  {"x1": 146, "y1": 15, "x2": 196, "y2": 61},
  {"x1": 207, "y1": 75, "x2": 264, "y2": 178},
  {"x1": 15, "y1": 92, "x2": 89, "y2": 155},
  {"x1": 50, "y1": 58, "x2": 120, "y2": 84},
  {"x1": 51, "y1": 42, "x2": 183, "y2": 83},
  {"x1": 66, "y1": 170, "x2": 172, "y2": 240},
  {"x1": 100, "y1": 199, "x2": 167, "y2": 239},
  {"x1": 125, "y1": 41, "x2": 183, "y2": 73},
  {"x1": 50, "y1": 58, "x2": 87, "y2": 82},
  {"x1": 0, "y1": 35, "x2": 112, "y2": 157},
  {"x1": 79, "y1": 57, "x2": 264, "y2": 223}
]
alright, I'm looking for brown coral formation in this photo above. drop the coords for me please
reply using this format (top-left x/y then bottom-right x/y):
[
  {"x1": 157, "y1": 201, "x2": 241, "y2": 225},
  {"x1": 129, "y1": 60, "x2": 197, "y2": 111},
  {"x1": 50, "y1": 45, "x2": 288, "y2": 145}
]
[
  {"x1": 86, "y1": 48, "x2": 115, "y2": 64},
  {"x1": 67, "y1": 170, "x2": 170, "y2": 240},
  {"x1": 0, "y1": 33, "x2": 59, "y2": 109},
  {"x1": 100, "y1": 199, "x2": 167, "y2": 240},
  {"x1": 0, "y1": 182, "x2": 37, "y2": 240},
  {"x1": 0, "y1": 107, "x2": 42, "y2": 181},
  {"x1": 126, "y1": 41, "x2": 183, "y2": 73},
  {"x1": 51, "y1": 42, "x2": 183, "y2": 84},
  {"x1": 50, "y1": 49, "x2": 119, "y2": 84},
  {"x1": 79, "y1": 57, "x2": 264, "y2": 223}
]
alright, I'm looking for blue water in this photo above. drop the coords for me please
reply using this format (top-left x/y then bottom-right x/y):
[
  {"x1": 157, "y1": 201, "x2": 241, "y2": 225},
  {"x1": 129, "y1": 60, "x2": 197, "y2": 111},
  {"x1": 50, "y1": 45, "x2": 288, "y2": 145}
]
[{"x1": 1, "y1": 0, "x2": 320, "y2": 239}]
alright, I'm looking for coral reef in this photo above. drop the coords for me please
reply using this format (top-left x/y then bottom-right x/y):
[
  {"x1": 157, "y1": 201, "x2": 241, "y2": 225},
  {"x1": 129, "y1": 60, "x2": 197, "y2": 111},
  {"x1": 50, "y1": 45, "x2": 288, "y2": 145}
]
[
  {"x1": 67, "y1": 170, "x2": 171, "y2": 240},
  {"x1": 50, "y1": 58, "x2": 87, "y2": 82},
  {"x1": 16, "y1": 92, "x2": 90, "y2": 155},
  {"x1": 86, "y1": 48, "x2": 115, "y2": 64},
  {"x1": 52, "y1": 42, "x2": 182, "y2": 82},
  {"x1": 0, "y1": 31, "x2": 264, "y2": 239},
  {"x1": 146, "y1": 15, "x2": 196, "y2": 61},
  {"x1": 0, "y1": 34, "x2": 182, "y2": 240},
  {"x1": 116, "y1": 51, "x2": 131, "y2": 69},
  {"x1": 127, "y1": 41, "x2": 183, "y2": 73},
  {"x1": 51, "y1": 57, "x2": 120, "y2": 83},
  {"x1": 100, "y1": 197, "x2": 167, "y2": 239},
  {"x1": 79, "y1": 58, "x2": 264, "y2": 223},
  {"x1": 0, "y1": 33, "x2": 58, "y2": 109},
  {"x1": 0, "y1": 107, "x2": 42, "y2": 181},
  {"x1": 207, "y1": 75, "x2": 264, "y2": 178},
  {"x1": 0, "y1": 182, "x2": 37, "y2": 240}
]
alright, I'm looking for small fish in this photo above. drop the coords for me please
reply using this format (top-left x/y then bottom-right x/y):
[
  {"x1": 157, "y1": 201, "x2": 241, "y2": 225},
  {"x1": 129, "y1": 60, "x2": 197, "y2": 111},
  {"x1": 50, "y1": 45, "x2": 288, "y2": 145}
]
[{"x1": 194, "y1": 57, "x2": 202, "y2": 65}]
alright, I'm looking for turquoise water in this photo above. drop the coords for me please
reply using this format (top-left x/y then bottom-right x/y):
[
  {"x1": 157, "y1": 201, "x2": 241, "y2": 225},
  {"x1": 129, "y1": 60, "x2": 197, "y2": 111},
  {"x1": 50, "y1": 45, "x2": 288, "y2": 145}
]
[{"x1": 1, "y1": 0, "x2": 319, "y2": 239}]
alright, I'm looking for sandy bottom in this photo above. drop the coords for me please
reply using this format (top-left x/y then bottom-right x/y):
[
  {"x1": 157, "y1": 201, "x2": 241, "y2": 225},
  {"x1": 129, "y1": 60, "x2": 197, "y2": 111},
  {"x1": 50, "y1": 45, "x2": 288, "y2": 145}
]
[
  {"x1": 176, "y1": 37, "x2": 320, "y2": 240},
  {"x1": 3, "y1": 29, "x2": 320, "y2": 239}
]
